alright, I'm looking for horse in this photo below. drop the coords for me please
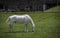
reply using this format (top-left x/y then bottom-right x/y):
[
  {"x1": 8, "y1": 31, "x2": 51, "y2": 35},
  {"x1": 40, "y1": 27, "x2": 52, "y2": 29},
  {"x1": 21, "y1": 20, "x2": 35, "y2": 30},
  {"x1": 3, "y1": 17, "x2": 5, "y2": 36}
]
[{"x1": 6, "y1": 14, "x2": 35, "y2": 32}]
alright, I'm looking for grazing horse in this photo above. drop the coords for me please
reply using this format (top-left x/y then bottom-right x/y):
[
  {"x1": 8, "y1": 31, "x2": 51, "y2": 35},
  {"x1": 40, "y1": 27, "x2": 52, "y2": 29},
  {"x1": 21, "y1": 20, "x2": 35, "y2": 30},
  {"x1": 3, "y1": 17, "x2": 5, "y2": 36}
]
[{"x1": 6, "y1": 14, "x2": 35, "y2": 32}]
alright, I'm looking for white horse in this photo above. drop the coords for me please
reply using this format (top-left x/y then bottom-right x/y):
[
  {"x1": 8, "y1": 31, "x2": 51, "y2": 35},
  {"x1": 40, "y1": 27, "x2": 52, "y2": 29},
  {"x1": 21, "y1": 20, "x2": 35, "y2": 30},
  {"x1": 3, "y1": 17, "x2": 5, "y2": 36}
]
[{"x1": 6, "y1": 14, "x2": 35, "y2": 32}]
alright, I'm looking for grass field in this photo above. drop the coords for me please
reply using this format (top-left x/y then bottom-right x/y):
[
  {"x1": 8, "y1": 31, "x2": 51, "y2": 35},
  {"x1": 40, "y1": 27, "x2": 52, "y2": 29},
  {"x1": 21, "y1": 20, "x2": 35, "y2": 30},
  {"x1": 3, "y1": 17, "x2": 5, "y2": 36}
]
[{"x1": 0, "y1": 6, "x2": 60, "y2": 38}]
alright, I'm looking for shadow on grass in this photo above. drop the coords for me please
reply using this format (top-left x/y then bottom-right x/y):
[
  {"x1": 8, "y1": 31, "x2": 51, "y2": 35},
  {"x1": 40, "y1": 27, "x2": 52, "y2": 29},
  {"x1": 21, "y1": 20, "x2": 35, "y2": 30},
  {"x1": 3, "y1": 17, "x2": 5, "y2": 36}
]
[{"x1": 4, "y1": 31, "x2": 33, "y2": 33}]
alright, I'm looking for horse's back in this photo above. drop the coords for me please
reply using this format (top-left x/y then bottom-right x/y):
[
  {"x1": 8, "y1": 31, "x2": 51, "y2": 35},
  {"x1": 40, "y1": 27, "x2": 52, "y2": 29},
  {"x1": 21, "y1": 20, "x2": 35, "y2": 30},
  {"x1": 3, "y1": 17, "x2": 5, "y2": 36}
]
[
  {"x1": 9, "y1": 14, "x2": 30, "y2": 21},
  {"x1": 9, "y1": 15, "x2": 27, "y2": 22}
]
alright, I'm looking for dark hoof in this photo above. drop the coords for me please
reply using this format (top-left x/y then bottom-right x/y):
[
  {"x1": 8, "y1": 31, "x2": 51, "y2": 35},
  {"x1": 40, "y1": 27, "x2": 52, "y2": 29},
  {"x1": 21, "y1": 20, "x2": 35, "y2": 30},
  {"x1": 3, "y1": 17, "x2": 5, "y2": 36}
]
[{"x1": 32, "y1": 31, "x2": 34, "y2": 32}]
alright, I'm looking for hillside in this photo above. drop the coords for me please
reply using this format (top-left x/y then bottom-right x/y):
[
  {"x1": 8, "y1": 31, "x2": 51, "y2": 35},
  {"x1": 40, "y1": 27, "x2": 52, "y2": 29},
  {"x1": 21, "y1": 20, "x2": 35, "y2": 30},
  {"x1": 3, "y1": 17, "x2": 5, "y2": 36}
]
[{"x1": 44, "y1": 5, "x2": 60, "y2": 13}]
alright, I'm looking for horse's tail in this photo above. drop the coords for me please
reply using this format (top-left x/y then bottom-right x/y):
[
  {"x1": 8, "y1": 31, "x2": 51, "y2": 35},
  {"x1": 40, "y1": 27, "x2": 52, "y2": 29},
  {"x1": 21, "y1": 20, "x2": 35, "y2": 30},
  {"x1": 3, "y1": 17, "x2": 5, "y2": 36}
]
[
  {"x1": 25, "y1": 14, "x2": 35, "y2": 27},
  {"x1": 6, "y1": 17, "x2": 10, "y2": 24}
]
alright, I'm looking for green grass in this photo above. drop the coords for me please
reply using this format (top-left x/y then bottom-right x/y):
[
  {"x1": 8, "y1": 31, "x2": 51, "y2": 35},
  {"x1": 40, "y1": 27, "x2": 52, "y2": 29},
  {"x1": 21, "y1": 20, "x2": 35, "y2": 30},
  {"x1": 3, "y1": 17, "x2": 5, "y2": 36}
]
[
  {"x1": 44, "y1": 5, "x2": 60, "y2": 13},
  {"x1": 0, "y1": 6, "x2": 60, "y2": 38}
]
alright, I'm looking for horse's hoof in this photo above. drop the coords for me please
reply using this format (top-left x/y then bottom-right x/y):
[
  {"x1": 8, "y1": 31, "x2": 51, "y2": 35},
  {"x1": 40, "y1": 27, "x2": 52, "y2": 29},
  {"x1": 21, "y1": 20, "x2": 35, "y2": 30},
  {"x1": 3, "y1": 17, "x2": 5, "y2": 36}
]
[
  {"x1": 26, "y1": 30, "x2": 28, "y2": 32},
  {"x1": 32, "y1": 31, "x2": 34, "y2": 32},
  {"x1": 10, "y1": 31, "x2": 13, "y2": 33},
  {"x1": 10, "y1": 31, "x2": 12, "y2": 33}
]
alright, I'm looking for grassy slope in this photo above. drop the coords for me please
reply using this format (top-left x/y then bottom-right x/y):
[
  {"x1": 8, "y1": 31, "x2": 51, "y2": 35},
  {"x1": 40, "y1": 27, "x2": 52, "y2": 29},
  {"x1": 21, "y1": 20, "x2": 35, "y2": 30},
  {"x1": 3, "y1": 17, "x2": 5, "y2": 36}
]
[
  {"x1": 0, "y1": 6, "x2": 60, "y2": 38},
  {"x1": 44, "y1": 5, "x2": 60, "y2": 13}
]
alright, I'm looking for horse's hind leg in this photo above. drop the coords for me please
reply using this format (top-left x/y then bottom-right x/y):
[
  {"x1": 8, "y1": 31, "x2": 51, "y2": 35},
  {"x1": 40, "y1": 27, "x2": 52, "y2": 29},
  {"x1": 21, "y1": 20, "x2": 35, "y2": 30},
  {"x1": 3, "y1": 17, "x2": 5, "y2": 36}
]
[{"x1": 9, "y1": 24, "x2": 13, "y2": 32}]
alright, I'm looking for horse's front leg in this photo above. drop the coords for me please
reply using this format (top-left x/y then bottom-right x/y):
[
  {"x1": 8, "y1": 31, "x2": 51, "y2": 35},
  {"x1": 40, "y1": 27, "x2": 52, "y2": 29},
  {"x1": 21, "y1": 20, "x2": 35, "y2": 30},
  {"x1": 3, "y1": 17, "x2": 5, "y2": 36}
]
[
  {"x1": 9, "y1": 24, "x2": 13, "y2": 32},
  {"x1": 24, "y1": 23, "x2": 28, "y2": 32}
]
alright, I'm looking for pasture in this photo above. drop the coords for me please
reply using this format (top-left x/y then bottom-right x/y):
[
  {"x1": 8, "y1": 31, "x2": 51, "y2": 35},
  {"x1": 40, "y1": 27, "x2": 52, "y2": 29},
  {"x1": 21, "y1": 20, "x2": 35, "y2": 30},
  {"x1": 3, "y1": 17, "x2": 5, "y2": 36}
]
[{"x1": 0, "y1": 6, "x2": 60, "y2": 38}]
